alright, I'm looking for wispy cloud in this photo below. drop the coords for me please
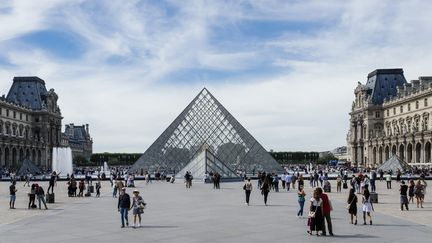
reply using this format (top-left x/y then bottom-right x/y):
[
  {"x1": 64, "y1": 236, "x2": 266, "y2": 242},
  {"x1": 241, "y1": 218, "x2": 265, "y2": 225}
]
[{"x1": 1, "y1": 0, "x2": 432, "y2": 152}]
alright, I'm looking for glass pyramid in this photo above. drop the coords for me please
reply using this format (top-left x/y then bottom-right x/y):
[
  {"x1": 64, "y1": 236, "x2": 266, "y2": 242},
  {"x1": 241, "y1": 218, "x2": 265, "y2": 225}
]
[
  {"x1": 377, "y1": 155, "x2": 412, "y2": 172},
  {"x1": 130, "y1": 88, "x2": 282, "y2": 178}
]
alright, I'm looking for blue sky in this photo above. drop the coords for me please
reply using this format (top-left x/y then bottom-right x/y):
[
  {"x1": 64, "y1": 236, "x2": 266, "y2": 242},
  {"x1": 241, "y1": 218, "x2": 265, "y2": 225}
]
[{"x1": 1, "y1": 0, "x2": 432, "y2": 153}]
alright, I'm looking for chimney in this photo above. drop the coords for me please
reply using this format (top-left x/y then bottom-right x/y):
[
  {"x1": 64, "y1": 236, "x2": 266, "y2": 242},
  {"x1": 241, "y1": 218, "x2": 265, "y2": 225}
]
[{"x1": 86, "y1": 124, "x2": 89, "y2": 134}]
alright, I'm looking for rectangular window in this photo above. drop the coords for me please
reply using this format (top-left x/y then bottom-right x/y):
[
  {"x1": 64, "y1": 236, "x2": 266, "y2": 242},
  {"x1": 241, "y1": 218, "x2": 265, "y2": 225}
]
[
  {"x1": 425, "y1": 98, "x2": 428, "y2": 107},
  {"x1": 408, "y1": 103, "x2": 411, "y2": 111},
  {"x1": 20, "y1": 113, "x2": 22, "y2": 120},
  {"x1": 6, "y1": 109, "x2": 9, "y2": 117},
  {"x1": 375, "y1": 111, "x2": 380, "y2": 118},
  {"x1": 393, "y1": 107, "x2": 396, "y2": 115},
  {"x1": 416, "y1": 101, "x2": 419, "y2": 109},
  {"x1": 13, "y1": 111, "x2": 16, "y2": 119},
  {"x1": 387, "y1": 110, "x2": 389, "y2": 116},
  {"x1": 400, "y1": 106, "x2": 403, "y2": 113}
]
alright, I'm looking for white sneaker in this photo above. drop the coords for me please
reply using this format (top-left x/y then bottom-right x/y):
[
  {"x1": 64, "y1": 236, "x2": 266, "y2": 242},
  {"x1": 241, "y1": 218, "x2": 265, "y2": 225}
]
[{"x1": 137, "y1": 223, "x2": 141, "y2": 227}]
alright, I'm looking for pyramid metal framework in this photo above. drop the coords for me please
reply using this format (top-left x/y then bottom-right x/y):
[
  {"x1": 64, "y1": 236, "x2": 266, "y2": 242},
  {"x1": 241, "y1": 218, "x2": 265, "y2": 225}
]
[
  {"x1": 130, "y1": 88, "x2": 282, "y2": 177},
  {"x1": 377, "y1": 155, "x2": 412, "y2": 173}
]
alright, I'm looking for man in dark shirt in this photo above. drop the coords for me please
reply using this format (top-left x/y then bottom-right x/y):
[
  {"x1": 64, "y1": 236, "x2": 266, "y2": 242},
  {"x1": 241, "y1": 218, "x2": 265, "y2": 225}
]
[
  {"x1": 118, "y1": 188, "x2": 131, "y2": 228},
  {"x1": 47, "y1": 171, "x2": 58, "y2": 194},
  {"x1": 9, "y1": 182, "x2": 17, "y2": 209},
  {"x1": 400, "y1": 181, "x2": 409, "y2": 211}
]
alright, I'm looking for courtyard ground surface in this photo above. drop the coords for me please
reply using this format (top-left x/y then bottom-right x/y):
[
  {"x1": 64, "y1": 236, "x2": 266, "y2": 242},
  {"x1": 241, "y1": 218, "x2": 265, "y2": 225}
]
[{"x1": 0, "y1": 178, "x2": 431, "y2": 243}]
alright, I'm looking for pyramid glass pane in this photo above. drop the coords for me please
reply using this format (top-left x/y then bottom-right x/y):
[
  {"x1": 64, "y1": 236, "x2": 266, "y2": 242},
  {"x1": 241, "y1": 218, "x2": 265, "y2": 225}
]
[{"x1": 130, "y1": 88, "x2": 282, "y2": 177}]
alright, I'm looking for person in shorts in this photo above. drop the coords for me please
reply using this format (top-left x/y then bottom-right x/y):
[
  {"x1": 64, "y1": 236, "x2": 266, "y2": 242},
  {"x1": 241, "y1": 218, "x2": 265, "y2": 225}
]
[{"x1": 10, "y1": 181, "x2": 17, "y2": 209}]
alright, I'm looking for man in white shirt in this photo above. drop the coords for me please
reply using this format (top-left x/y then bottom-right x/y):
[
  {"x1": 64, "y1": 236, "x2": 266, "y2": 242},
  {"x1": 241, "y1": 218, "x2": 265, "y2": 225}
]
[{"x1": 285, "y1": 173, "x2": 292, "y2": 191}]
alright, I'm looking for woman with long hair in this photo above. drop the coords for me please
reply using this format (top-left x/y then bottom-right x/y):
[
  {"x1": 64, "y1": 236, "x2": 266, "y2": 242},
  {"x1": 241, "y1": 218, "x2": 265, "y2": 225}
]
[
  {"x1": 297, "y1": 185, "x2": 306, "y2": 218},
  {"x1": 307, "y1": 189, "x2": 324, "y2": 236},
  {"x1": 261, "y1": 177, "x2": 270, "y2": 206},
  {"x1": 362, "y1": 185, "x2": 373, "y2": 225},
  {"x1": 347, "y1": 188, "x2": 358, "y2": 225}
]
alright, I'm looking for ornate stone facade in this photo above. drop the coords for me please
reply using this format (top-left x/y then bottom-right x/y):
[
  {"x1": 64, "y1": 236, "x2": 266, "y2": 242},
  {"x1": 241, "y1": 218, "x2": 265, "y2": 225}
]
[
  {"x1": 0, "y1": 77, "x2": 62, "y2": 170},
  {"x1": 63, "y1": 123, "x2": 93, "y2": 160},
  {"x1": 348, "y1": 69, "x2": 432, "y2": 167}
]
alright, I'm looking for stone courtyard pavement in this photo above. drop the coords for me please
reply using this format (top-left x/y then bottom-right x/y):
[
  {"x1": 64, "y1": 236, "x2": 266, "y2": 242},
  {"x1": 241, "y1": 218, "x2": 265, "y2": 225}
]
[{"x1": 0, "y1": 179, "x2": 431, "y2": 243}]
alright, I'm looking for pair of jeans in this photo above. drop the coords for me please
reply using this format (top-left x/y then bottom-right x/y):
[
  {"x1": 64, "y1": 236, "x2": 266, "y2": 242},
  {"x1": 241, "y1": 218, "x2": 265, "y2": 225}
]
[
  {"x1": 120, "y1": 207, "x2": 129, "y2": 226},
  {"x1": 370, "y1": 180, "x2": 376, "y2": 192},
  {"x1": 38, "y1": 195, "x2": 47, "y2": 209},
  {"x1": 245, "y1": 190, "x2": 251, "y2": 204},
  {"x1": 298, "y1": 200, "x2": 305, "y2": 216}
]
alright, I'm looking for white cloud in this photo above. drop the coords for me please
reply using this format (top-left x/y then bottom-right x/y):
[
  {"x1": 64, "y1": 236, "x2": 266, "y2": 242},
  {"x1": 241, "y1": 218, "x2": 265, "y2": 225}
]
[{"x1": 1, "y1": 0, "x2": 432, "y2": 153}]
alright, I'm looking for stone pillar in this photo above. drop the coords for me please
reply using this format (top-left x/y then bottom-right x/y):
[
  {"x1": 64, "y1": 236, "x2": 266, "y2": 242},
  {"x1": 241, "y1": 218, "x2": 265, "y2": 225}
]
[{"x1": 0, "y1": 146, "x2": 4, "y2": 167}]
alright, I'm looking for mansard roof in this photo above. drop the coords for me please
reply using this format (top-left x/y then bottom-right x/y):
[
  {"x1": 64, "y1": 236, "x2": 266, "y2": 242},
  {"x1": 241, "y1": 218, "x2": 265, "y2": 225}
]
[
  {"x1": 65, "y1": 124, "x2": 89, "y2": 142},
  {"x1": 365, "y1": 68, "x2": 407, "y2": 105},
  {"x1": 6, "y1": 76, "x2": 48, "y2": 110}
]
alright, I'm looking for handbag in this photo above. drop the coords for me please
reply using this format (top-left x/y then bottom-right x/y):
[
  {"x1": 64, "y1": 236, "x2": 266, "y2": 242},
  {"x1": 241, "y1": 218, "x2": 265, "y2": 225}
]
[
  {"x1": 243, "y1": 184, "x2": 246, "y2": 190},
  {"x1": 308, "y1": 211, "x2": 316, "y2": 218}
]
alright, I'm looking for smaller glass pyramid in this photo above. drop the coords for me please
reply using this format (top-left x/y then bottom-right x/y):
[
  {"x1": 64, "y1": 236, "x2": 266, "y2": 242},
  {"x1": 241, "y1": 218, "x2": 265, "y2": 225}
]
[
  {"x1": 130, "y1": 88, "x2": 282, "y2": 178},
  {"x1": 377, "y1": 155, "x2": 412, "y2": 172}
]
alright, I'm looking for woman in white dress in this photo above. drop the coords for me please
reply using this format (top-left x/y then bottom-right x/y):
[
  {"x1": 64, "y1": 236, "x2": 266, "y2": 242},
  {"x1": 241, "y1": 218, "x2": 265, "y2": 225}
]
[{"x1": 362, "y1": 185, "x2": 373, "y2": 225}]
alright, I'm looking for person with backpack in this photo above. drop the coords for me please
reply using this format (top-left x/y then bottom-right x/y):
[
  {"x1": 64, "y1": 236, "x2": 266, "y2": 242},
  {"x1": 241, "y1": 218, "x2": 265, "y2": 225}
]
[{"x1": 243, "y1": 178, "x2": 253, "y2": 206}]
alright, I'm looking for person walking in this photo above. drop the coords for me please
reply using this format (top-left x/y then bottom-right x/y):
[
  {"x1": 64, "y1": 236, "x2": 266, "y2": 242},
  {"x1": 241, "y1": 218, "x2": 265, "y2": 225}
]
[
  {"x1": 9, "y1": 181, "x2": 17, "y2": 209},
  {"x1": 131, "y1": 190, "x2": 145, "y2": 228},
  {"x1": 336, "y1": 175, "x2": 342, "y2": 193},
  {"x1": 118, "y1": 188, "x2": 131, "y2": 228},
  {"x1": 36, "y1": 184, "x2": 48, "y2": 210},
  {"x1": 362, "y1": 185, "x2": 373, "y2": 225},
  {"x1": 400, "y1": 181, "x2": 409, "y2": 211},
  {"x1": 113, "y1": 180, "x2": 118, "y2": 198},
  {"x1": 415, "y1": 179, "x2": 426, "y2": 208},
  {"x1": 285, "y1": 173, "x2": 292, "y2": 191},
  {"x1": 307, "y1": 189, "x2": 324, "y2": 236},
  {"x1": 297, "y1": 185, "x2": 306, "y2": 218},
  {"x1": 261, "y1": 177, "x2": 270, "y2": 206},
  {"x1": 347, "y1": 188, "x2": 358, "y2": 225},
  {"x1": 243, "y1": 178, "x2": 252, "y2": 206},
  {"x1": 385, "y1": 172, "x2": 392, "y2": 189},
  {"x1": 96, "y1": 180, "x2": 101, "y2": 197},
  {"x1": 408, "y1": 180, "x2": 415, "y2": 204},
  {"x1": 317, "y1": 187, "x2": 333, "y2": 236}
]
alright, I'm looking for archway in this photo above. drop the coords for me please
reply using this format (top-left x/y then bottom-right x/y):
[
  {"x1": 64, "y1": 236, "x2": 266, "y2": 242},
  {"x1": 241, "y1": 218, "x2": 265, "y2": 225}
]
[
  {"x1": 373, "y1": 147, "x2": 377, "y2": 165},
  {"x1": 12, "y1": 148, "x2": 17, "y2": 168},
  {"x1": 399, "y1": 144, "x2": 405, "y2": 161},
  {"x1": 379, "y1": 146, "x2": 383, "y2": 164},
  {"x1": 385, "y1": 146, "x2": 390, "y2": 161},
  {"x1": 425, "y1": 142, "x2": 431, "y2": 163},
  {"x1": 4, "y1": 147, "x2": 9, "y2": 167},
  {"x1": 37, "y1": 150, "x2": 42, "y2": 165},
  {"x1": 407, "y1": 143, "x2": 413, "y2": 163},
  {"x1": 392, "y1": 145, "x2": 397, "y2": 156},
  {"x1": 416, "y1": 143, "x2": 422, "y2": 163}
]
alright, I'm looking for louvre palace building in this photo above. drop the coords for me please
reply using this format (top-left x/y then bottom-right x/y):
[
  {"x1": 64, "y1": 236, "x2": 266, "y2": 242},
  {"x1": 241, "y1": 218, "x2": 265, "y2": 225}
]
[
  {"x1": 348, "y1": 68, "x2": 432, "y2": 168},
  {"x1": 0, "y1": 77, "x2": 63, "y2": 170}
]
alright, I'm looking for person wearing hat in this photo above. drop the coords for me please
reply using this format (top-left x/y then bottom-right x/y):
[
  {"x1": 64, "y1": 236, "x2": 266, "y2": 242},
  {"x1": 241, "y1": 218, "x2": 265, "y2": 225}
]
[
  {"x1": 131, "y1": 189, "x2": 146, "y2": 228},
  {"x1": 118, "y1": 188, "x2": 131, "y2": 228}
]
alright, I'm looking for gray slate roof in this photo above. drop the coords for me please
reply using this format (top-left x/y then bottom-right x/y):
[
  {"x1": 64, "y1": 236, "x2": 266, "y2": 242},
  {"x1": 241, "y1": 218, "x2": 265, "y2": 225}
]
[
  {"x1": 365, "y1": 69, "x2": 407, "y2": 105},
  {"x1": 6, "y1": 77, "x2": 48, "y2": 110}
]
